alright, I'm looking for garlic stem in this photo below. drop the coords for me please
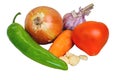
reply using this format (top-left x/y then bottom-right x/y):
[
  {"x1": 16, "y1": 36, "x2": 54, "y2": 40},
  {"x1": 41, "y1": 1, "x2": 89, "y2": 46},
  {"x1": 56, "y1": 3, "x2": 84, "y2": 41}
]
[
  {"x1": 71, "y1": 3, "x2": 94, "y2": 18},
  {"x1": 81, "y1": 3, "x2": 94, "y2": 15},
  {"x1": 71, "y1": 10, "x2": 78, "y2": 18}
]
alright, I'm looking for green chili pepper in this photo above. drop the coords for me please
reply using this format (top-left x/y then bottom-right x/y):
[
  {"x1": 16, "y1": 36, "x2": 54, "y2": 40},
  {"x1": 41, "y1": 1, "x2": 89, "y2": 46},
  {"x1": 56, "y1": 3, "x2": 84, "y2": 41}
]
[{"x1": 7, "y1": 12, "x2": 68, "y2": 70}]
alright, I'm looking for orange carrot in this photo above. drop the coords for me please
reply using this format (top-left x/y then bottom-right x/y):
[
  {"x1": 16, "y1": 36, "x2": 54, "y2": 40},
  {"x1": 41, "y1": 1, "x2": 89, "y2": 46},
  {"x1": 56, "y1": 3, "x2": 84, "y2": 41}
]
[{"x1": 49, "y1": 30, "x2": 73, "y2": 57}]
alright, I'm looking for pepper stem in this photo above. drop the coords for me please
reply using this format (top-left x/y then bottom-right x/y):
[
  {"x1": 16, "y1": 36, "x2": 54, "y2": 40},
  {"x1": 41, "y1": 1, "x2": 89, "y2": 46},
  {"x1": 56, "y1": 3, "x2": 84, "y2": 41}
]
[{"x1": 12, "y1": 12, "x2": 21, "y2": 23}]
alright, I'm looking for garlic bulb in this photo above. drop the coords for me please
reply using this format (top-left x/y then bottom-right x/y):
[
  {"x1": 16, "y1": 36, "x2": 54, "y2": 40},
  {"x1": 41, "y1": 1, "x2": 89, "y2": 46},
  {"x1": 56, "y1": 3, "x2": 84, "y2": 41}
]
[{"x1": 63, "y1": 3, "x2": 94, "y2": 30}]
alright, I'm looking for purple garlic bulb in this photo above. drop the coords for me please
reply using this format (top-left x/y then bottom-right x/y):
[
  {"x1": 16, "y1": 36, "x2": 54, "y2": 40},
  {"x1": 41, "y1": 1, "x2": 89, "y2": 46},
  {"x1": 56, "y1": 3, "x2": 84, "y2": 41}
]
[{"x1": 63, "y1": 3, "x2": 94, "y2": 30}]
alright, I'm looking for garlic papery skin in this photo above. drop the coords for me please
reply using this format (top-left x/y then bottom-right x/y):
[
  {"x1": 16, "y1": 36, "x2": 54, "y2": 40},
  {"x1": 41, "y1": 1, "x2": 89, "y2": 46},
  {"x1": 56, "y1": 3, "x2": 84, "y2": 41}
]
[{"x1": 63, "y1": 3, "x2": 94, "y2": 30}]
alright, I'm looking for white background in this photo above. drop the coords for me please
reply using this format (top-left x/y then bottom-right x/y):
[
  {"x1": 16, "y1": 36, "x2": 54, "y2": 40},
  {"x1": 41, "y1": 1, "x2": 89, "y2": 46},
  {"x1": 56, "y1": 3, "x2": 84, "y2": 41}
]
[{"x1": 0, "y1": 0, "x2": 120, "y2": 80}]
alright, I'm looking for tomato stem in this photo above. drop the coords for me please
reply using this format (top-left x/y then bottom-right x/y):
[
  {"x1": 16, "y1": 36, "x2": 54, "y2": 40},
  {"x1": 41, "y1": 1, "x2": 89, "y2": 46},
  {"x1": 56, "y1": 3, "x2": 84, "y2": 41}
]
[{"x1": 13, "y1": 12, "x2": 21, "y2": 23}]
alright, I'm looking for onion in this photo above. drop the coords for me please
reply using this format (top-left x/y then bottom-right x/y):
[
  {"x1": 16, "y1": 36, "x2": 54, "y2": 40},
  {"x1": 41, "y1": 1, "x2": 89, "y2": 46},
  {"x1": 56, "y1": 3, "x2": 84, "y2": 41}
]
[
  {"x1": 63, "y1": 3, "x2": 94, "y2": 30},
  {"x1": 25, "y1": 6, "x2": 63, "y2": 44}
]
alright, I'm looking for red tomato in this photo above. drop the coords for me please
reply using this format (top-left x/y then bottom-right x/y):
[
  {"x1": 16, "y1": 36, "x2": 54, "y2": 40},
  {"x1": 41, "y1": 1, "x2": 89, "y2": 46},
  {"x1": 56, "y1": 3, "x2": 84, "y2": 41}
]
[
  {"x1": 72, "y1": 21, "x2": 109, "y2": 56},
  {"x1": 25, "y1": 6, "x2": 63, "y2": 44}
]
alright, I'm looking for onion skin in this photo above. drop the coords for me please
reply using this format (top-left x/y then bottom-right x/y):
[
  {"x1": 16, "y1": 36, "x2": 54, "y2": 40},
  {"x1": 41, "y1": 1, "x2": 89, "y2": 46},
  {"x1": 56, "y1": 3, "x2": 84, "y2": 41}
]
[
  {"x1": 63, "y1": 3, "x2": 94, "y2": 30},
  {"x1": 25, "y1": 6, "x2": 63, "y2": 44}
]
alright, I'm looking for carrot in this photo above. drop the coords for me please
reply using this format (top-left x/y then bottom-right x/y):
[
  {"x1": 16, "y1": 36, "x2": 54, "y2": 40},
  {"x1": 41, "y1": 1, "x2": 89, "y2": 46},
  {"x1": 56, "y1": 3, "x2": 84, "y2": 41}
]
[{"x1": 49, "y1": 30, "x2": 73, "y2": 57}]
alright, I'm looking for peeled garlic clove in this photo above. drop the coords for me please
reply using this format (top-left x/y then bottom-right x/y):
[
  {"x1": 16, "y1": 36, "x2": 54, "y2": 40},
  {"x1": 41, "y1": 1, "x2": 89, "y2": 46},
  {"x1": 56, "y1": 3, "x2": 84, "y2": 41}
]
[
  {"x1": 59, "y1": 56, "x2": 69, "y2": 64},
  {"x1": 69, "y1": 55, "x2": 80, "y2": 66},
  {"x1": 65, "y1": 52, "x2": 74, "y2": 57},
  {"x1": 79, "y1": 55, "x2": 88, "y2": 61}
]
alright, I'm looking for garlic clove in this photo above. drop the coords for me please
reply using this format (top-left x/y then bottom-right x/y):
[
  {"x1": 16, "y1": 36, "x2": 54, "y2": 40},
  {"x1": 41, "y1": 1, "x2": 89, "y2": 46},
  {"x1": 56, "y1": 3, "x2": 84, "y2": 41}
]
[
  {"x1": 69, "y1": 55, "x2": 80, "y2": 66},
  {"x1": 59, "y1": 56, "x2": 69, "y2": 64},
  {"x1": 79, "y1": 55, "x2": 88, "y2": 61}
]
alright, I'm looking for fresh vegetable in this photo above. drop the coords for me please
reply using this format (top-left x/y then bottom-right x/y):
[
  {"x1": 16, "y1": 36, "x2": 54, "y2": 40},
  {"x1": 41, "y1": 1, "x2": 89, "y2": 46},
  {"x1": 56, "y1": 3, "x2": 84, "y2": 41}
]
[
  {"x1": 49, "y1": 30, "x2": 73, "y2": 57},
  {"x1": 60, "y1": 52, "x2": 88, "y2": 66},
  {"x1": 25, "y1": 6, "x2": 63, "y2": 44},
  {"x1": 72, "y1": 21, "x2": 109, "y2": 56},
  {"x1": 7, "y1": 12, "x2": 68, "y2": 70},
  {"x1": 63, "y1": 3, "x2": 94, "y2": 30}
]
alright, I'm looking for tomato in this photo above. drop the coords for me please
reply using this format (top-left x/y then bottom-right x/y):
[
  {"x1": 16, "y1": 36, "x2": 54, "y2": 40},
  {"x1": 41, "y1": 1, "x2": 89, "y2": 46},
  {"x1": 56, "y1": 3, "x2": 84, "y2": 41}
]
[
  {"x1": 72, "y1": 21, "x2": 109, "y2": 56},
  {"x1": 25, "y1": 6, "x2": 63, "y2": 44}
]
